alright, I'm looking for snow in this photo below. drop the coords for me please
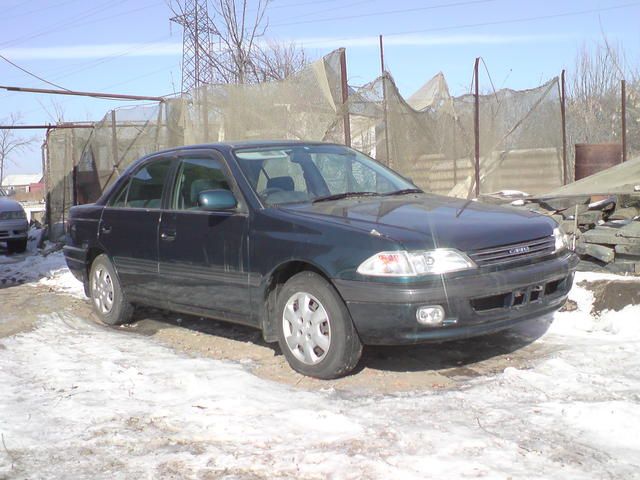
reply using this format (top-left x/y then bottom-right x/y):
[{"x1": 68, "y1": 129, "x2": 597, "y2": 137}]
[
  {"x1": 0, "y1": 249, "x2": 85, "y2": 298},
  {"x1": 1, "y1": 254, "x2": 640, "y2": 478}
]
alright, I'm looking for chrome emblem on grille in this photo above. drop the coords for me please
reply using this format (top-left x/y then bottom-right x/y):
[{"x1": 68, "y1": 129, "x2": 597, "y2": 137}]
[{"x1": 509, "y1": 246, "x2": 530, "y2": 255}]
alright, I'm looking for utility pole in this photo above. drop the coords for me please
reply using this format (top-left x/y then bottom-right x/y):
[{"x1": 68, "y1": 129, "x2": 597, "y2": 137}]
[
  {"x1": 171, "y1": 0, "x2": 213, "y2": 92},
  {"x1": 473, "y1": 57, "x2": 480, "y2": 198},
  {"x1": 560, "y1": 70, "x2": 568, "y2": 184},
  {"x1": 622, "y1": 79, "x2": 627, "y2": 163}
]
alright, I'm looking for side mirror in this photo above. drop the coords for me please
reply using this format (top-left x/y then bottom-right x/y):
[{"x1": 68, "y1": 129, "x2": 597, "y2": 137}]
[{"x1": 198, "y1": 189, "x2": 237, "y2": 211}]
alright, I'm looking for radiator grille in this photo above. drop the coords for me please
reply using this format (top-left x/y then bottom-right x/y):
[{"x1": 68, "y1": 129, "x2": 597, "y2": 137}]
[{"x1": 469, "y1": 236, "x2": 555, "y2": 267}]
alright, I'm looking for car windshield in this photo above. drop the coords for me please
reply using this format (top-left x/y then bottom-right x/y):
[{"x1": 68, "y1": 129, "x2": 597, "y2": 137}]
[{"x1": 234, "y1": 144, "x2": 419, "y2": 206}]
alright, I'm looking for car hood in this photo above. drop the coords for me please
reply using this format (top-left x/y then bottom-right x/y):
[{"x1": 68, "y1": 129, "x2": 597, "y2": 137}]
[
  {"x1": 279, "y1": 193, "x2": 556, "y2": 252},
  {"x1": 0, "y1": 197, "x2": 23, "y2": 212}
]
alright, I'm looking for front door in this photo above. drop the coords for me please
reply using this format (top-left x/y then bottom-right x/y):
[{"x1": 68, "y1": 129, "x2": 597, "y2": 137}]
[
  {"x1": 158, "y1": 153, "x2": 251, "y2": 322},
  {"x1": 98, "y1": 156, "x2": 174, "y2": 302}
]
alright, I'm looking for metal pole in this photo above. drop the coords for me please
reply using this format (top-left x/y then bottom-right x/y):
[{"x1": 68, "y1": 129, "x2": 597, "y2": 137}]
[
  {"x1": 0, "y1": 124, "x2": 94, "y2": 129},
  {"x1": 0, "y1": 85, "x2": 165, "y2": 102},
  {"x1": 622, "y1": 79, "x2": 627, "y2": 163},
  {"x1": 560, "y1": 70, "x2": 568, "y2": 184},
  {"x1": 339, "y1": 48, "x2": 351, "y2": 147},
  {"x1": 111, "y1": 110, "x2": 119, "y2": 176},
  {"x1": 474, "y1": 57, "x2": 480, "y2": 198},
  {"x1": 379, "y1": 35, "x2": 391, "y2": 166},
  {"x1": 45, "y1": 128, "x2": 52, "y2": 232},
  {"x1": 72, "y1": 129, "x2": 78, "y2": 206}
]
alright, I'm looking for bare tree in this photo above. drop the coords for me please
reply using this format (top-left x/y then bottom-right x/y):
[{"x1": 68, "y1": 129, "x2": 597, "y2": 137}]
[
  {"x1": 567, "y1": 40, "x2": 640, "y2": 151},
  {"x1": 252, "y1": 40, "x2": 308, "y2": 82},
  {"x1": 0, "y1": 115, "x2": 35, "y2": 188},
  {"x1": 169, "y1": 0, "x2": 309, "y2": 85}
]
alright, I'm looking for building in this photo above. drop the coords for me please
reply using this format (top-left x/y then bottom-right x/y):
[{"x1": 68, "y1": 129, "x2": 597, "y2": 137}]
[{"x1": 0, "y1": 173, "x2": 43, "y2": 193}]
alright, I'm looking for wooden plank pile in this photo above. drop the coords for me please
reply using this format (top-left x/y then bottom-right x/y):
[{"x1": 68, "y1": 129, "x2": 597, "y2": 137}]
[{"x1": 480, "y1": 191, "x2": 640, "y2": 274}]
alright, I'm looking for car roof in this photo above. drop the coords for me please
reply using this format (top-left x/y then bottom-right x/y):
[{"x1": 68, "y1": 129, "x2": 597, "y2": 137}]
[
  {"x1": 148, "y1": 140, "x2": 343, "y2": 158},
  {"x1": 0, "y1": 197, "x2": 23, "y2": 210}
]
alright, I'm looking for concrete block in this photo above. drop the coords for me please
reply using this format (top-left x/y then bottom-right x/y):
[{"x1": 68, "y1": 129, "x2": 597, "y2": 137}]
[
  {"x1": 614, "y1": 244, "x2": 640, "y2": 256},
  {"x1": 583, "y1": 243, "x2": 615, "y2": 263},
  {"x1": 577, "y1": 210, "x2": 602, "y2": 226}
]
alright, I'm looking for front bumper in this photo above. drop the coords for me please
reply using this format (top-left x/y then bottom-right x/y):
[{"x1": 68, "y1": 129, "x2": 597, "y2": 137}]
[
  {"x1": 334, "y1": 252, "x2": 579, "y2": 345},
  {"x1": 0, "y1": 219, "x2": 28, "y2": 241}
]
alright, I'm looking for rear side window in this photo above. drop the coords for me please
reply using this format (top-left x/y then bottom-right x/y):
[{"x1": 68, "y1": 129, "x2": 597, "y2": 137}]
[
  {"x1": 109, "y1": 158, "x2": 172, "y2": 209},
  {"x1": 172, "y1": 157, "x2": 231, "y2": 210}
]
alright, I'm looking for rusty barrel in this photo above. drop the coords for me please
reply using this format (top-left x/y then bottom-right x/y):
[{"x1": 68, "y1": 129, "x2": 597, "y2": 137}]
[{"x1": 575, "y1": 143, "x2": 622, "y2": 180}]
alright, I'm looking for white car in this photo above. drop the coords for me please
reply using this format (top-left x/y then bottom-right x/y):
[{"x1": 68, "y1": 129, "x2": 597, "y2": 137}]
[{"x1": 0, "y1": 197, "x2": 28, "y2": 253}]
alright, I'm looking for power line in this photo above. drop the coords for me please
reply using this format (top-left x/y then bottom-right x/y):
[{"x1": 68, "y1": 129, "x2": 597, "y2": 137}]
[
  {"x1": 0, "y1": 0, "x2": 163, "y2": 51},
  {"x1": 272, "y1": 0, "x2": 497, "y2": 27},
  {"x1": 0, "y1": 0, "x2": 128, "y2": 49},
  {"x1": 383, "y1": 1, "x2": 640, "y2": 37},
  {"x1": 0, "y1": 0, "x2": 83, "y2": 23},
  {"x1": 0, "y1": 54, "x2": 71, "y2": 91},
  {"x1": 0, "y1": 34, "x2": 174, "y2": 88},
  {"x1": 270, "y1": 0, "x2": 360, "y2": 9},
  {"x1": 285, "y1": 0, "x2": 372, "y2": 22}
]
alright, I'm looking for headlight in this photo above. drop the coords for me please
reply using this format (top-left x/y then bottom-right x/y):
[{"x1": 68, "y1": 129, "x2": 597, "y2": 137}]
[
  {"x1": 553, "y1": 227, "x2": 569, "y2": 253},
  {"x1": 357, "y1": 249, "x2": 477, "y2": 277}
]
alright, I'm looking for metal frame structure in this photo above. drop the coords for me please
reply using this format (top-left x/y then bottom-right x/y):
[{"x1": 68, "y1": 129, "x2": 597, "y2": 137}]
[{"x1": 170, "y1": 0, "x2": 214, "y2": 92}]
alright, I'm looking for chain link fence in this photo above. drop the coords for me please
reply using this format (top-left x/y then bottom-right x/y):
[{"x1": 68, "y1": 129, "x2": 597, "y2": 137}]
[{"x1": 45, "y1": 49, "x2": 585, "y2": 225}]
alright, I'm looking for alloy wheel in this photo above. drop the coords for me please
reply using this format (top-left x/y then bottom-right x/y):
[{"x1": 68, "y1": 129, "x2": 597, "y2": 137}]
[
  {"x1": 91, "y1": 266, "x2": 114, "y2": 314},
  {"x1": 282, "y1": 291, "x2": 331, "y2": 365}
]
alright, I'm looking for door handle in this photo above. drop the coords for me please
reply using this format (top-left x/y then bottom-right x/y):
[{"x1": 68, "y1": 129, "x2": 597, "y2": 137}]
[
  {"x1": 160, "y1": 231, "x2": 176, "y2": 242},
  {"x1": 100, "y1": 224, "x2": 112, "y2": 234}
]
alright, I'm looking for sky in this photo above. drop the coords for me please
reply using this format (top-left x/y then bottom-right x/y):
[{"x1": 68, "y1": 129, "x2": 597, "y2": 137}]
[{"x1": 1, "y1": 0, "x2": 639, "y2": 177}]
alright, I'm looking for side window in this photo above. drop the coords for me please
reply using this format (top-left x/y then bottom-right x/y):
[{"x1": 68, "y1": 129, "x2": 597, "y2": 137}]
[
  {"x1": 108, "y1": 180, "x2": 129, "y2": 207},
  {"x1": 172, "y1": 157, "x2": 232, "y2": 210},
  {"x1": 125, "y1": 159, "x2": 172, "y2": 209}
]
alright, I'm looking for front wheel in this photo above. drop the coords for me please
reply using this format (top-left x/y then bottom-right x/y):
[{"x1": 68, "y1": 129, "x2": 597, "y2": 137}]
[
  {"x1": 276, "y1": 271, "x2": 362, "y2": 379},
  {"x1": 89, "y1": 254, "x2": 134, "y2": 325}
]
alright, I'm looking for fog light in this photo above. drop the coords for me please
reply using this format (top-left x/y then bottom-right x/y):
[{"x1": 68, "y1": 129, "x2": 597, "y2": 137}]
[{"x1": 416, "y1": 305, "x2": 445, "y2": 326}]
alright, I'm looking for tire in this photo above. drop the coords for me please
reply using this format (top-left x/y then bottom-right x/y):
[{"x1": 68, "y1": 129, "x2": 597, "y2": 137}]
[
  {"x1": 89, "y1": 254, "x2": 134, "y2": 325},
  {"x1": 276, "y1": 271, "x2": 362, "y2": 379},
  {"x1": 7, "y1": 238, "x2": 27, "y2": 254}
]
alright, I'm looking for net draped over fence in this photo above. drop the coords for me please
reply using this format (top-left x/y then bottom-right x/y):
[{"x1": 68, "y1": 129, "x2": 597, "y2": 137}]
[
  {"x1": 347, "y1": 73, "x2": 564, "y2": 198},
  {"x1": 46, "y1": 48, "x2": 567, "y2": 224}
]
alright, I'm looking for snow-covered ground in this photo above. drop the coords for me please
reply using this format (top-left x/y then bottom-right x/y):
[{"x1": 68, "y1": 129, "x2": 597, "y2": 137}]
[
  {"x1": 0, "y1": 249, "x2": 84, "y2": 298},
  {"x1": 1, "y1": 252, "x2": 639, "y2": 479}
]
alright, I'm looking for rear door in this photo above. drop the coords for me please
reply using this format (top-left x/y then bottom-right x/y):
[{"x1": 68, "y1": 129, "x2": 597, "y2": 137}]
[
  {"x1": 98, "y1": 156, "x2": 175, "y2": 302},
  {"x1": 158, "y1": 151, "x2": 251, "y2": 322}
]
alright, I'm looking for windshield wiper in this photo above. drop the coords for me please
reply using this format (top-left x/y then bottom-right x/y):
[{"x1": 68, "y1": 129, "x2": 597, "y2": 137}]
[
  {"x1": 312, "y1": 191, "x2": 380, "y2": 204},
  {"x1": 382, "y1": 188, "x2": 423, "y2": 196}
]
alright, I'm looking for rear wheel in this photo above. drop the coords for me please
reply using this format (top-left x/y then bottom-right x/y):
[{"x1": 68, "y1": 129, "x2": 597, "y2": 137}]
[
  {"x1": 89, "y1": 254, "x2": 134, "y2": 325},
  {"x1": 276, "y1": 271, "x2": 362, "y2": 379}
]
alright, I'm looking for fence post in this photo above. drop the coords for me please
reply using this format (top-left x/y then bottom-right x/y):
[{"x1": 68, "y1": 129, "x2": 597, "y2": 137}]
[
  {"x1": 561, "y1": 70, "x2": 568, "y2": 184},
  {"x1": 474, "y1": 57, "x2": 480, "y2": 198},
  {"x1": 622, "y1": 79, "x2": 627, "y2": 163},
  {"x1": 71, "y1": 129, "x2": 78, "y2": 206},
  {"x1": 379, "y1": 35, "x2": 391, "y2": 166},
  {"x1": 43, "y1": 129, "x2": 51, "y2": 231},
  {"x1": 339, "y1": 48, "x2": 351, "y2": 147},
  {"x1": 110, "y1": 110, "x2": 119, "y2": 176}
]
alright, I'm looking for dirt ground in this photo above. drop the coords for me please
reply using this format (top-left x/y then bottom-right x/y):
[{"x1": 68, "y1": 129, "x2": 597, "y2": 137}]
[{"x1": 0, "y1": 276, "x2": 565, "y2": 394}]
